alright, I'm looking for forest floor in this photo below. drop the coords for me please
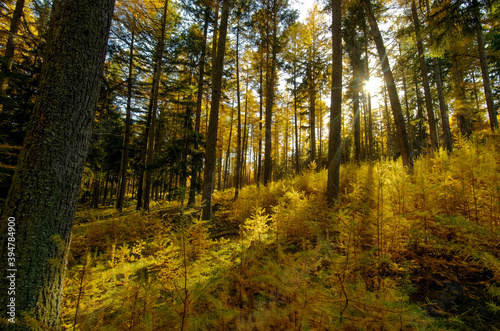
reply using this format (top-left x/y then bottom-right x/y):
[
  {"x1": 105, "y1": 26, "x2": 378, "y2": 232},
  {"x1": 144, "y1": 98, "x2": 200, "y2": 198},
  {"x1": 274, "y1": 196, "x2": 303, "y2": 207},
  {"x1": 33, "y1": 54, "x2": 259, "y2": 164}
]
[{"x1": 62, "y1": 135, "x2": 500, "y2": 330}]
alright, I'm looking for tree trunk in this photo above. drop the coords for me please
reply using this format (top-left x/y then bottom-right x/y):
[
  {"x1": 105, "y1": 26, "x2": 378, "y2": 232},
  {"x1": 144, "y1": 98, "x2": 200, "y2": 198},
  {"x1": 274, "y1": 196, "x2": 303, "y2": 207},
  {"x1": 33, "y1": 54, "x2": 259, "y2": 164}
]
[
  {"x1": 224, "y1": 107, "x2": 234, "y2": 190},
  {"x1": 116, "y1": 23, "x2": 135, "y2": 211},
  {"x1": 0, "y1": 1, "x2": 115, "y2": 328},
  {"x1": 202, "y1": 0, "x2": 230, "y2": 219},
  {"x1": 474, "y1": 8, "x2": 498, "y2": 131},
  {"x1": 234, "y1": 22, "x2": 242, "y2": 199},
  {"x1": 362, "y1": 0, "x2": 413, "y2": 171},
  {"x1": 257, "y1": 56, "x2": 263, "y2": 186},
  {"x1": 263, "y1": 0, "x2": 278, "y2": 186},
  {"x1": 293, "y1": 67, "x2": 300, "y2": 174},
  {"x1": 308, "y1": 65, "x2": 317, "y2": 165},
  {"x1": 189, "y1": 5, "x2": 210, "y2": 205},
  {"x1": 143, "y1": 0, "x2": 169, "y2": 211},
  {"x1": 327, "y1": 0, "x2": 342, "y2": 204},
  {"x1": 411, "y1": 0, "x2": 438, "y2": 150},
  {"x1": 451, "y1": 52, "x2": 472, "y2": 137}
]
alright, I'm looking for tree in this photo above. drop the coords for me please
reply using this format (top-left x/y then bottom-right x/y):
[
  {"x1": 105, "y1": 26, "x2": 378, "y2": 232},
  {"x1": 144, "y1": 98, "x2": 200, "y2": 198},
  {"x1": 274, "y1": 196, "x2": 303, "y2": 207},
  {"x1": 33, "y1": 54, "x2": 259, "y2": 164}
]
[
  {"x1": 327, "y1": 0, "x2": 342, "y2": 203},
  {"x1": 362, "y1": 0, "x2": 413, "y2": 171},
  {"x1": 138, "y1": 0, "x2": 169, "y2": 211},
  {"x1": 410, "y1": 0, "x2": 438, "y2": 150},
  {"x1": 0, "y1": 0, "x2": 25, "y2": 110},
  {"x1": 116, "y1": 12, "x2": 136, "y2": 211},
  {"x1": 301, "y1": 4, "x2": 330, "y2": 166},
  {"x1": 202, "y1": 0, "x2": 231, "y2": 220},
  {"x1": 259, "y1": 0, "x2": 295, "y2": 186},
  {"x1": 188, "y1": 1, "x2": 210, "y2": 206},
  {"x1": 0, "y1": 0, "x2": 115, "y2": 328}
]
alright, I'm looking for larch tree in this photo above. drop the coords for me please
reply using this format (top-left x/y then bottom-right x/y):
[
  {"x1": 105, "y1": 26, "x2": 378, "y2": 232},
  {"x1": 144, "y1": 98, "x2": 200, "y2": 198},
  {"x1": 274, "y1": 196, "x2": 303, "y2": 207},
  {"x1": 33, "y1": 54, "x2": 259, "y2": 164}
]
[
  {"x1": 0, "y1": 0, "x2": 115, "y2": 328},
  {"x1": 116, "y1": 7, "x2": 137, "y2": 212},
  {"x1": 300, "y1": 3, "x2": 330, "y2": 166},
  {"x1": 139, "y1": 0, "x2": 169, "y2": 211},
  {"x1": 410, "y1": 0, "x2": 438, "y2": 150},
  {"x1": 188, "y1": 0, "x2": 211, "y2": 206},
  {"x1": 202, "y1": 0, "x2": 231, "y2": 220},
  {"x1": 362, "y1": 0, "x2": 413, "y2": 171}
]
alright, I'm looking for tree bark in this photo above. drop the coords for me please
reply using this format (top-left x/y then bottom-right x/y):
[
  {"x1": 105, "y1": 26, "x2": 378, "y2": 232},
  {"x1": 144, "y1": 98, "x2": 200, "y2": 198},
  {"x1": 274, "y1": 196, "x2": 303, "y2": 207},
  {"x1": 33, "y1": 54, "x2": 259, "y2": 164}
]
[
  {"x1": 0, "y1": 1, "x2": 115, "y2": 328},
  {"x1": 327, "y1": 0, "x2": 342, "y2": 204},
  {"x1": 202, "y1": 0, "x2": 230, "y2": 220},
  {"x1": 362, "y1": 0, "x2": 413, "y2": 171}
]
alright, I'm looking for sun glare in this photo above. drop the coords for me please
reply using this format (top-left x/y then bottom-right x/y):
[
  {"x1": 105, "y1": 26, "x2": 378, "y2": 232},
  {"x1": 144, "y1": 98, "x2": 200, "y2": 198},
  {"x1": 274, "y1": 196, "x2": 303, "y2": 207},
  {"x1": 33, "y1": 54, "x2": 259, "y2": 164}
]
[{"x1": 365, "y1": 77, "x2": 383, "y2": 95}]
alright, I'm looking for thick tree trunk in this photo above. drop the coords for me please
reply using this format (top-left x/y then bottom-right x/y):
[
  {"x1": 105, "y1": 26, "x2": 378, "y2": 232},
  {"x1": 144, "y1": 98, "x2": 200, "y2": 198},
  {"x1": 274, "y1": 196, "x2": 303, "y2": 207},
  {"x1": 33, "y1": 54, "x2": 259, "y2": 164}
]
[
  {"x1": 202, "y1": 0, "x2": 230, "y2": 220},
  {"x1": 0, "y1": 1, "x2": 115, "y2": 328},
  {"x1": 411, "y1": 0, "x2": 438, "y2": 150},
  {"x1": 362, "y1": 0, "x2": 413, "y2": 171},
  {"x1": 327, "y1": 0, "x2": 342, "y2": 204},
  {"x1": 116, "y1": 24, "x2": 135, "y2": 211},
  {"x1": 0, "y1": 0, "x2": 25, "y2": 108}
]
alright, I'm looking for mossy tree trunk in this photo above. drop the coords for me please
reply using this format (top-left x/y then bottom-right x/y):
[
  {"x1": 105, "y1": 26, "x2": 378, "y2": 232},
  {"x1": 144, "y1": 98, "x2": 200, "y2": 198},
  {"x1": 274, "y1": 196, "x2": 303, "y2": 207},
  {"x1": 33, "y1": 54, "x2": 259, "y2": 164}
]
[{"x1": 0, "y1": 0, "x2": 115, "y2": 329}]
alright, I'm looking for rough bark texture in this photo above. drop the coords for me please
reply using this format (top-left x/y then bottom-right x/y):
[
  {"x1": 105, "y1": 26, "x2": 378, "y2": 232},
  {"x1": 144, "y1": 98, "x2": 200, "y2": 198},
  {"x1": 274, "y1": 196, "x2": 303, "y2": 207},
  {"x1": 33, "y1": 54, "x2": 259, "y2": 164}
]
[
  {"x1": 411, "y1": 0, "x2": 438, "y2": 150},
  {"x1": 0, "y1": 1, "x2": 115, "y2": 329},
  {"x1": 327, "y1": 0, "x2": 342, "y2": 204},
  {"x1": 362, "y1": 0, "x2": 413, "y2": 171},
  {"x1": 202, "y1": 0, "x2": 230, "y2": 220}
]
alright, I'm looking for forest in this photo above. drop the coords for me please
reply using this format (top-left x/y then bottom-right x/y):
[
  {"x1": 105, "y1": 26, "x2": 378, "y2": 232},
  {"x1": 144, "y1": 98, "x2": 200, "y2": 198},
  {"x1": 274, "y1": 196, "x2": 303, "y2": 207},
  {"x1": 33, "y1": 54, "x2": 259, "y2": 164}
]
[{"x1": 0, "y1": 0, "x2": 499, "y2": 329}]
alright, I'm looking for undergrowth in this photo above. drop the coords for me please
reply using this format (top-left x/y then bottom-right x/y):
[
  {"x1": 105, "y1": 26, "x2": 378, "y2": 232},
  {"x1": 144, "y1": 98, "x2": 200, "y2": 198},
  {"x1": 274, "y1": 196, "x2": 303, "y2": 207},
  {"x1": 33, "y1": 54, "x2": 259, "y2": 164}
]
[{"x1": 62, "y1": 135, "x2": 500, "y2": 330}]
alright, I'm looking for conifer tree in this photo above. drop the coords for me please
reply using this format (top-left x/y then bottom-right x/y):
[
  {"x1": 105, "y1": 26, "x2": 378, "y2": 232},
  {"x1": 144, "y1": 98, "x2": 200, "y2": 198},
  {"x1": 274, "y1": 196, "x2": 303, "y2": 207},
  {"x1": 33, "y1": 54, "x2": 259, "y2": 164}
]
[
  {"x1": 0, "y1": 0, "x2": 115, "y2": 328},
  {"x1": 202, "y1": 0, "x2": 231, "y2": 219},
  {"x1": 327, "y1": 0, "x2": 343, "y2": 203},
  {"x1": 362, "y1": 0, "x2": 413, "y2": 171}
]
